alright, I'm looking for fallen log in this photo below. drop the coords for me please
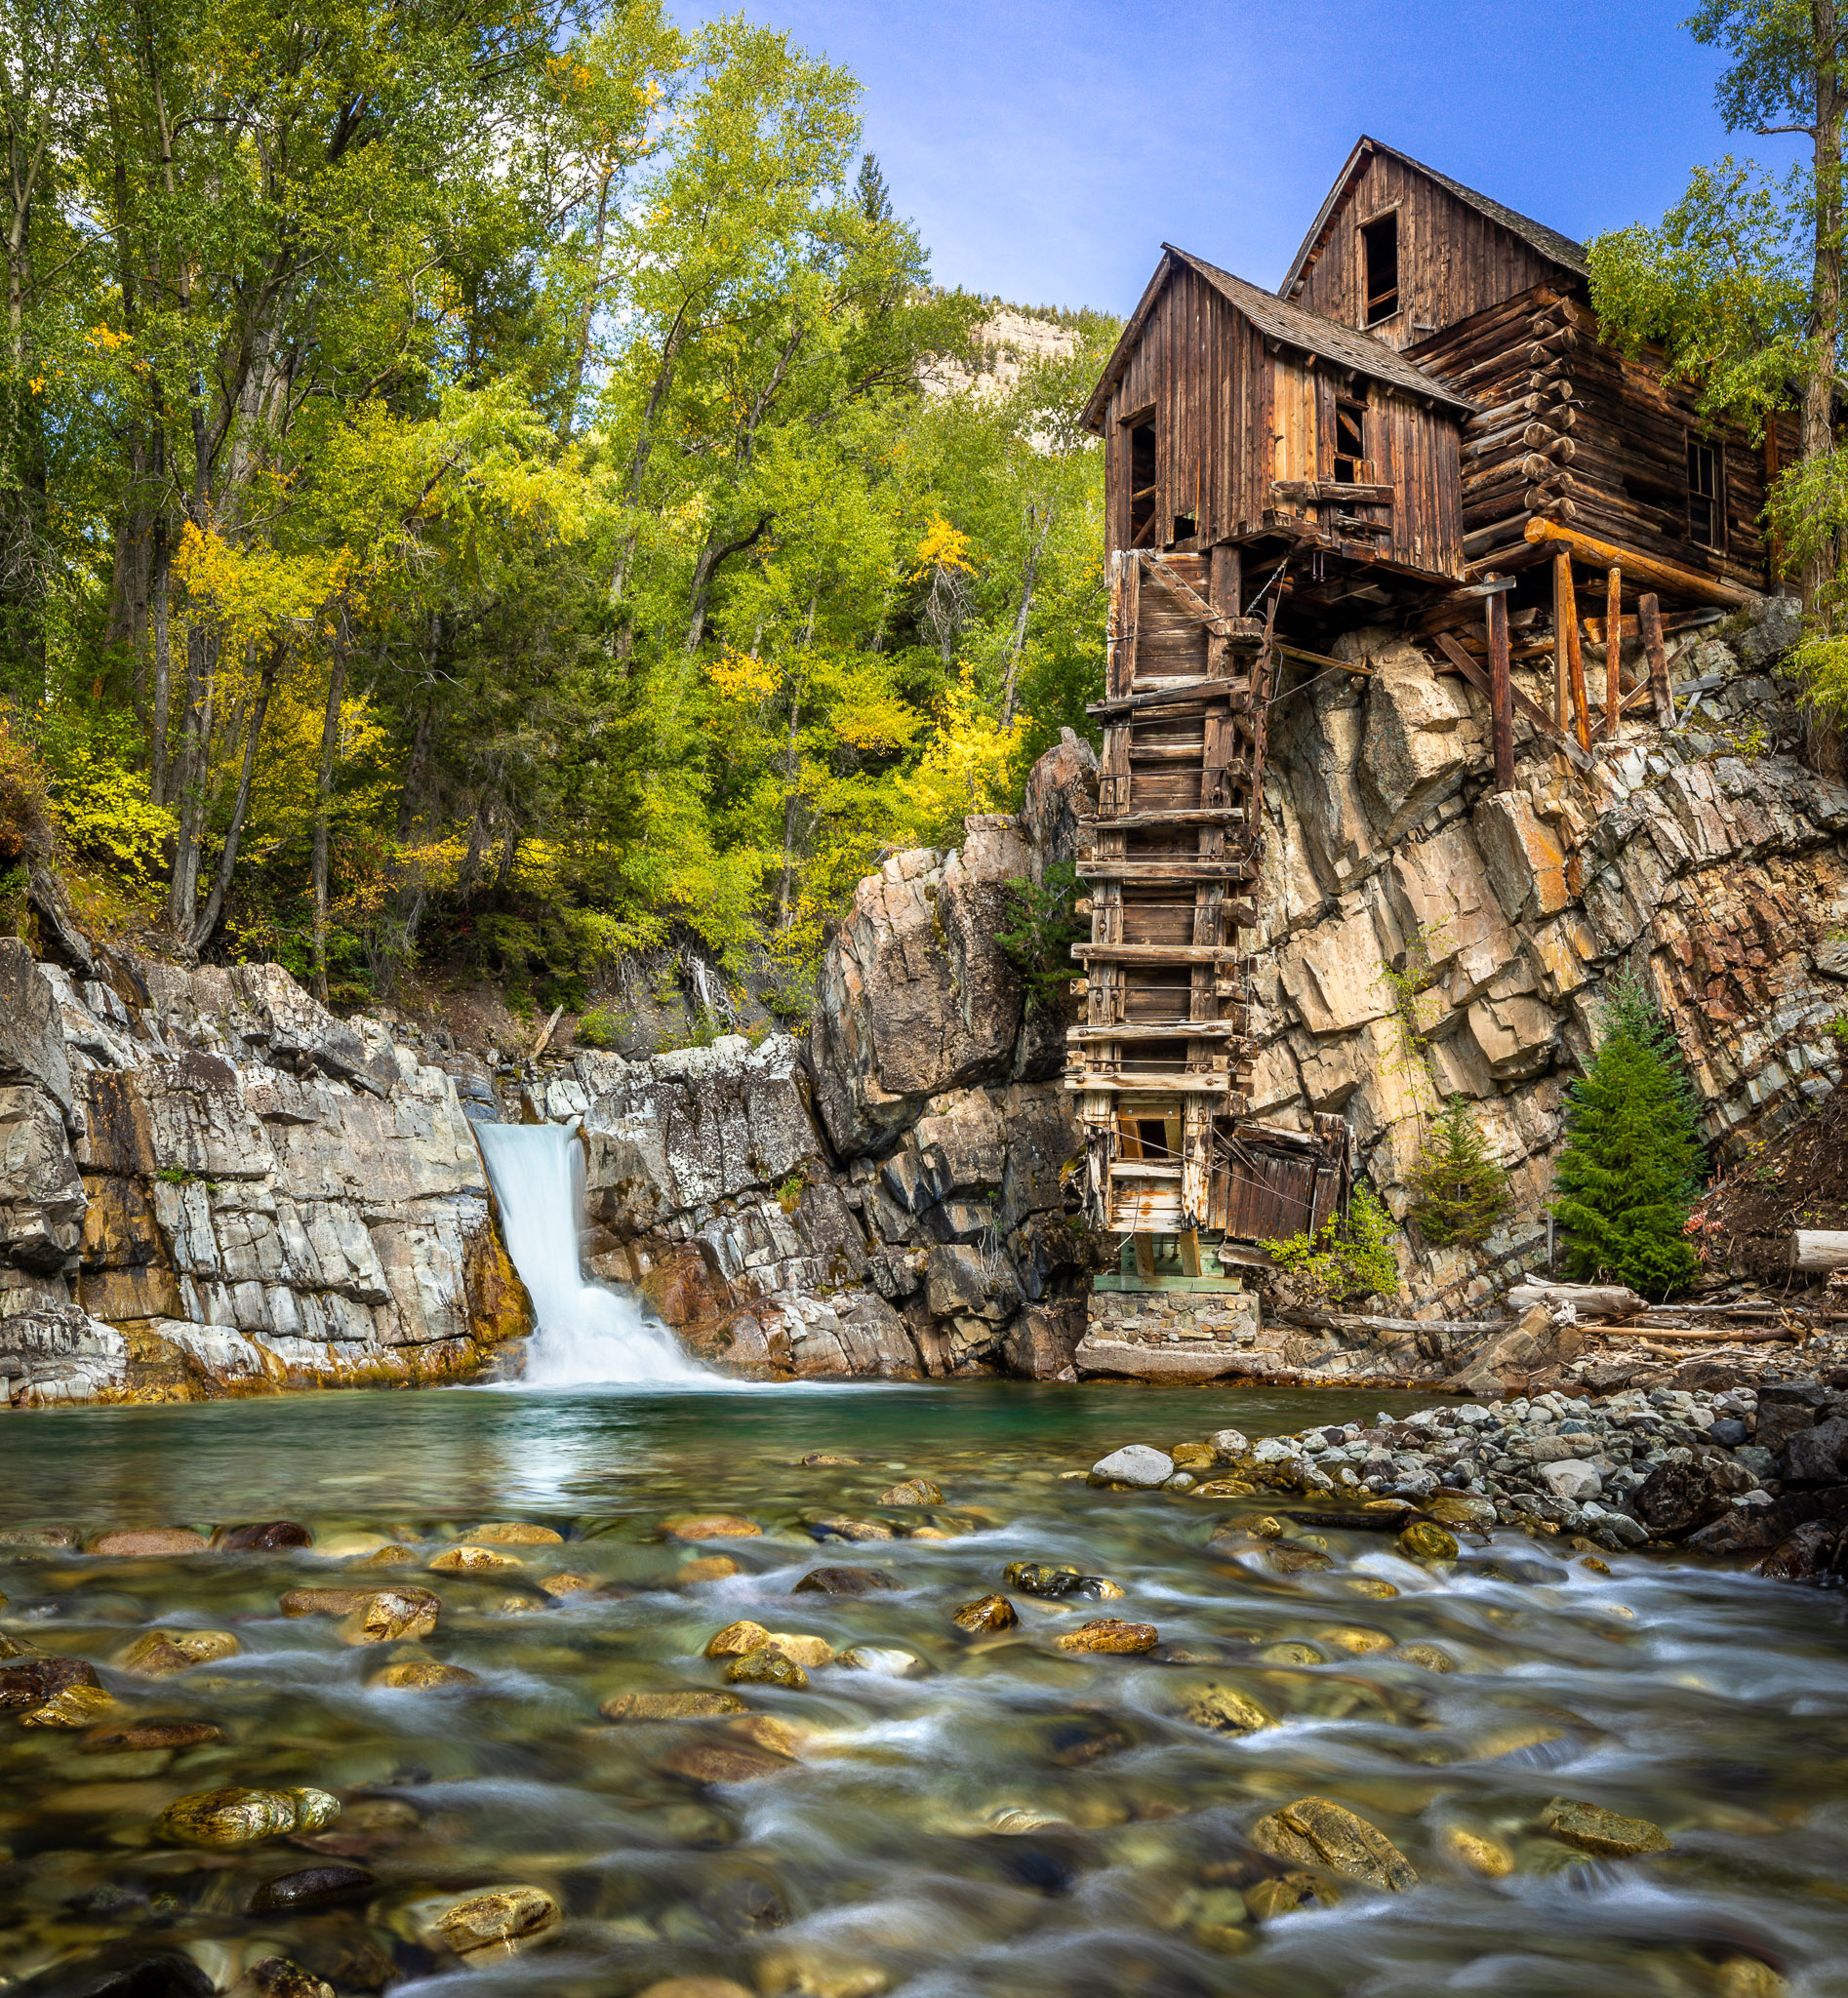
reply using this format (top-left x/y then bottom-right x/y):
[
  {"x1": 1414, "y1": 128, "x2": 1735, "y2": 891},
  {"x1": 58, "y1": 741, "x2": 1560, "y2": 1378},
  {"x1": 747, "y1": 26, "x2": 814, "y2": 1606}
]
[
  {"x1": 1792, "y1": 1231, "x2": 1848, "y2": 1273},
  {"x1": 1582, "y1": 1323, "x2": 1800, "y2": 1343},
  {"x1": 1506, "y1": 1279, "x2": 1647, "y2": 1318}
]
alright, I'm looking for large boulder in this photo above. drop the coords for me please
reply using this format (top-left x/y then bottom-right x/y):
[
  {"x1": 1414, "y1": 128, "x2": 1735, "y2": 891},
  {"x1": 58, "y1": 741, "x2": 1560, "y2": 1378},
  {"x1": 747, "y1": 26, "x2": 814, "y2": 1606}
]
[
  {"x1": 0, "y1": 1085, "x2": 85, "y2": 1272},
  {"x1": 809, "y1": 818, "x2": 1031, "y2": 1156},
  {"x1": 1359, "y1": 640, "x2": 1479, "y2": 843},
  {"x1": 0, "y1": 939, "x2": 73, "y2": 1115}
]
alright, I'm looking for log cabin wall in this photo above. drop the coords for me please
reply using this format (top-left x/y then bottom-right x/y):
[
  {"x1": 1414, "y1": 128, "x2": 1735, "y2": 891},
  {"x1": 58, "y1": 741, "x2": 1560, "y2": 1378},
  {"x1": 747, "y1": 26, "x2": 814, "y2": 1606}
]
[
  {"x1": 1407, "y1": 283, "x2": 1796, "y2": 591},
  {"x1": 1286, "y1": 146, "x2": 1564, "y2": 352}
]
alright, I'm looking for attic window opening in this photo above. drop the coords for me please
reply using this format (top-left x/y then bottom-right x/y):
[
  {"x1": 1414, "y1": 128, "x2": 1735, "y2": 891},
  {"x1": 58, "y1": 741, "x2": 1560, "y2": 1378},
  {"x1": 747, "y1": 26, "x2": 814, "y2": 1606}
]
[
  {"x1": 1333, "y1": 394, "x2": 1368, "y2": 484},
  {"x1": 1127, "y1": 418, "x2": 1157, "y2": 547},
  {"x1": 1687, "y1": 436, "x2": 1719, "y2": 547},
  {"x1": 1361, "y1": 214, "x2": 1398, "y2": 326},
  {"x1": 1172, "y1": 512, "x2": 1197, "y2": 543}
]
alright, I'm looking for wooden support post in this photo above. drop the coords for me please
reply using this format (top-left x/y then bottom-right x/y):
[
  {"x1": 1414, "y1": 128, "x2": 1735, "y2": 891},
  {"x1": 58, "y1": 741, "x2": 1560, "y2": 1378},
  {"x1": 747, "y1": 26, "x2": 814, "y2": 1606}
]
[
  {"x1": 1134, "y1": 1233, "x2": 1157, "y2": 1281},
  {"x1": 1485, "y1": 586, "x2": 1514, "y2": 790},
  {"x1": 1603, "y1": 564, "x2": 1622, "y2": 744},
  {"x1": 1178, "y1": 1228, "x2": 1202, "y2": 1278},
  {"x1": 1564, "y1": 573, "x2": 1590, "y2": 751},
  {"x1": 1637, "y1": 591, "x2": 1674, "y2": 728},
  {"x1": 1552, "y1": 550, "x2": 1571, "y2": 731}
]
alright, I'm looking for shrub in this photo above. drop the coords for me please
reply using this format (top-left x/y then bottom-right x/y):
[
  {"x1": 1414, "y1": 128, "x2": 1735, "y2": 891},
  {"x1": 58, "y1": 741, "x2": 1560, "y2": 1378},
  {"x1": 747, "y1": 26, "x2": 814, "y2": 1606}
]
[
  {"x1": 0, "y1": 704, "x2": 53, "y2": 867},
  {"x1": 996, "y1": 859, "x2": 1086, "y2": 1007},
  {"x1": 1550, "y1": 969, "x2": 1706, "y2": 1298},
  {"x1": 576, "y1": 1004, "x2": 621, "y2": 1051},
  {"x1": 1409, "y1": 1095, "x2": 1511, "y2": 1248},
  {"x1": 1263, "y1": 1185, "x2": 1400, "y2": 1308}
]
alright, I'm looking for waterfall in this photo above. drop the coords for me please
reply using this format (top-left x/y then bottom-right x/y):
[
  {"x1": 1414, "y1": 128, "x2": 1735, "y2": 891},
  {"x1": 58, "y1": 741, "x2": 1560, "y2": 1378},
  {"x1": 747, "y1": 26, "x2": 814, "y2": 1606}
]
[{"x1": 473, "y1": 1121, "x2": 710, "y2": 1387}]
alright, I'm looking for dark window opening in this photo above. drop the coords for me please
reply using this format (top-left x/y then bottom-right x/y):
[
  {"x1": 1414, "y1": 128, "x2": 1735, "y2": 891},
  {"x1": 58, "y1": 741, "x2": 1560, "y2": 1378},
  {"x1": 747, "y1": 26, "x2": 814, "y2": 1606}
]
[
  {"x1": 1333, "y1": 395, "x2": 1368, "y2": 483},
  {"x1": 1687, "y1": 437, "x2": 1719, "y2": 547},
  {"x1": 1136, "y1": 1118, "x2": 1170, "y2": 1158},
  {"x1": 1127, "y1": 420, "x2": 1156, "y2": 547},
  {"x1": 1362, "y1": 215, "x2": 1399, "y2": 327},
  {"x1": 1172, "y1": 512, "x2": 1196, "y2": 543}
]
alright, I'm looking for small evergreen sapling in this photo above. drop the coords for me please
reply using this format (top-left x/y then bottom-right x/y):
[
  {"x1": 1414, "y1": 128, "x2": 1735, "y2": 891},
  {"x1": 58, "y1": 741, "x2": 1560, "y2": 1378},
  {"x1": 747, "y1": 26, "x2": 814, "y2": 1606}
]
[
  {"x1": 1409, "y1": 1095, "x2": 1510, "y2": 1248},
  {"x1": 1550, "y1": 970, "x2": 1705, "y2": 1298}
]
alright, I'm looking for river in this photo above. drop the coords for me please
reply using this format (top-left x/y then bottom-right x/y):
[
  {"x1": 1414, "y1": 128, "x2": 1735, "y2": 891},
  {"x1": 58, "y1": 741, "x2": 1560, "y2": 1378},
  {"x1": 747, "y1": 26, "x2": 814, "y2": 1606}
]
[{"x1": 5, "y1": 1379, "x2": 1848, "y2": 1998}]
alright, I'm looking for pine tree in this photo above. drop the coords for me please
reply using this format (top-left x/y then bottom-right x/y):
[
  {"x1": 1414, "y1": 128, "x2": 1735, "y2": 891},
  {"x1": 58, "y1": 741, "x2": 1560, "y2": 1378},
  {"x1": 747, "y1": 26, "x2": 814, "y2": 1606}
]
[
  {"x1": 1550, "y1": 970, "x2": 1706, "y2": 1298},
  {"x1": 1410, "y1": 1095, "x2": 1510, "y2": 1248},
  {"x1": 855, "y1": 152, "x2": 893, "y2": 224}
]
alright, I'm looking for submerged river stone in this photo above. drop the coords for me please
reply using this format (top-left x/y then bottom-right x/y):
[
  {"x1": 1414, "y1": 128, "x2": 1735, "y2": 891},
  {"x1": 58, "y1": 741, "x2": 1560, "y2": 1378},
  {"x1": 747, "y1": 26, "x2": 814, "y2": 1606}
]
[
  {"x1": 1399, "y1": 1522, "x2": 1461, "y2": 1562},
  {"x1": 1540, "y1": 1797, "x2": 1671, "y2": 1857},
  {"x1": 83, "y1": 1718, "x2": 223, "y2": 1752},
  {"x1": 951, "y1": 1593, "x2": 1018, "y2": 1634},
  {"x1": 87, "y1": 1527, "x2": 212, "y2": 1557},
  {"x1": 794, "y1": 1567, "x2": 898, "y2": 1595},
  {"x1": 428, "y1": 1543, "x2": 525, "y2": 1574},
  {"x1": 1177, "y1": 1685, "x2": 1275, "y2": 1736},
  {"x1": 0, "y1": 1655, "x2": 100, "y2": 1707},
  {"x1": 213, "y1": 1520, "x2": 312, "y2": 1552},
  {"x1": 600, "y1": 1689, "x2": 749, "y2": 1721},
  {"x1": 22, "y1": 1682, "x2": 124, "y2": 1727},
  {"x1": 705, "y1": 1619, "x2": 771, "y2": 1658},
  {"x1": 250, "y1": 1864, "x2": 377, "y2": 1912},
  {"x1": 878, "y1": 1479, "x2": 944, "y2": 1505},
  {"x1": 469, "y1": 1522, "x2": 564, "y2": 1544},
  {"x1": 1052, "y1": 1618, "x2": 1158, "y2": 1655},
  {"x1": 118, "y1": 1628, "x2": 241, "y2": 1675},
  {"x1": 1248, "y1": 1797, "x2": 1419, "y2": 1890},
  {"x1": 724, "y1": 1647, "x2": 808, "y2": 1689},
  {"x1": 369, "y1": 1660, "x2": 478, "y2": 1690},
  {"x1": 420, "y1": 1884, "x2": 561, "y2": 1954},
  {"x1": 660, "y1": 1738, "x2": 790, "y2": 1784},
  {"x1": 663, "y1": 1514, "x2": 762, "y2": 1540},
  {"x1": 160, "y1": 1786, "x2": 341, "y2": 1847},
  {"x1": 342, "y1": 1589, "x2": 440, "y2": 1645}
]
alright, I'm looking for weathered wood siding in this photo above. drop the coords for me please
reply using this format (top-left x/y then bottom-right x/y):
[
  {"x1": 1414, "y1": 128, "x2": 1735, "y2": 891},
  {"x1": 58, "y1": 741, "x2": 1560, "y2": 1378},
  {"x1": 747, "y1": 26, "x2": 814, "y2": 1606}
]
[
  {"x1": 1103, "y1": 262, "x2": 1466, "y2": 581},
  {"x1": 1289, "y1": 149, "x2": 1560, "y2": 349}
]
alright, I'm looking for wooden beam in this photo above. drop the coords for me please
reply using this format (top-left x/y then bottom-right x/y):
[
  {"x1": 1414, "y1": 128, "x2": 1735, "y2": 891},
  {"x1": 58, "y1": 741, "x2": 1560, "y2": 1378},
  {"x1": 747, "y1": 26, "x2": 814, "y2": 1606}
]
[
  {"x1": 1177, "y1": 1228, "x2": 1203, "y2": 1278},
  {"x1": 1073, "y1": 943, "x2": 1246, "y2": 964},
  {"x1": 1636, "y1": 591, "x2": 1675, "y2": 728},
  {"x1": 1485, "y1": 586, "x2": 1514, "y2": 790},
  {"x1": 1087, "y1": 679, "x2": 1251, "y2": 718},
  {"x1": 1565, "y1": 579, "x2": 1590, "y2": 751},
  {"x1": 1081, "y1": 807, "x2": 1247, "y2": 830},
  {"x1": 1141, "y1": 552, "x2": 1237, "y2": 633},
  {"x1": 1066, "y1": 1021, "x2": 1243, "y2": 1042},
  {"x1": 1065, "y1": 1073, "x2": 1241, "y2": 1096},
  {"x1": 1133, "y1": 1234, "x2": 1158, "y2": 1280},
  {"x1": 1603, "y1": 564, "x2": 1622, "y2": 744},
  {"x1": 1076, "y1": 860, "x2": 1256, "y2": 884},
  {"x1": 1430, "y1": 629, "x2": 1594, "y2": 774},
  {"x1": 1551, "y1": 550, "x2": 1571, "y2": 733},
  {"x1": 1523, "y1": 516, "x2": 1754, "y2": 609}
]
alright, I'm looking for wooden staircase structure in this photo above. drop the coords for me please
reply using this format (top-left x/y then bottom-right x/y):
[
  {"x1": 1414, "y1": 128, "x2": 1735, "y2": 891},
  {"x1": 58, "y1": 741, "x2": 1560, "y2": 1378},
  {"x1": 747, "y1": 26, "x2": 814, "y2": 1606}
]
[{"x1": 1065, "y1": 547, "x2": 1277, "y2": 1273}]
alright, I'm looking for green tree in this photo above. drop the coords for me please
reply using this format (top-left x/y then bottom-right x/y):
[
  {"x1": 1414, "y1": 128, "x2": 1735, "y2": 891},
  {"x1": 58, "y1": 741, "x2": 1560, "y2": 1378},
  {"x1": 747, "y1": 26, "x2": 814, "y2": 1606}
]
[
  {"x1": 1408, "y1": 1095, "x2": 1511, "y2": 1248},
  {"x1": 1550, "y1": 971, "x2": 1707, "y2": 1298},
  {"x1": 1587, "y1": 3, "x2": 1848, "y2": 742}
]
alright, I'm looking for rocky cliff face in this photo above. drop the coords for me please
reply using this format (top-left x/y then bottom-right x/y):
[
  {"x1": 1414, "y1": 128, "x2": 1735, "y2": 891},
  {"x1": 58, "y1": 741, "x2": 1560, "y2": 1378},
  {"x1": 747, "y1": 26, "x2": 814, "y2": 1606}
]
[
  {"x1": 1250, "y1": 596, "x2": 1847, "y2": 1311},
  {"x1": 0, "y1": 947, "x2": 529, "y2": 1406}
]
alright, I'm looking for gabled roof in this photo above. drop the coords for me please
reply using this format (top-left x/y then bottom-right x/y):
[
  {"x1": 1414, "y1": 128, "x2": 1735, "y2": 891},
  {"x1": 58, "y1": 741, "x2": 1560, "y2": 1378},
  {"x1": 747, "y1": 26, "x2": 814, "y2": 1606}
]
[
  {"x1": 1281, "y1": 136, "x2": 1589, "y2": 302},
  {"x1": 1080, "y1": 245, "x2": 1474, "y2": 433}
]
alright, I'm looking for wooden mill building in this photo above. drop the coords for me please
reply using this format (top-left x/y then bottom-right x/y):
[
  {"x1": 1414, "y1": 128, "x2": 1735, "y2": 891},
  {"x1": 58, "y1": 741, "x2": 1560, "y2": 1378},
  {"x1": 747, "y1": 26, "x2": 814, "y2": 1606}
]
[{"x1": 1067, "y1": 135, "x2": 1787, "y2": 1275}]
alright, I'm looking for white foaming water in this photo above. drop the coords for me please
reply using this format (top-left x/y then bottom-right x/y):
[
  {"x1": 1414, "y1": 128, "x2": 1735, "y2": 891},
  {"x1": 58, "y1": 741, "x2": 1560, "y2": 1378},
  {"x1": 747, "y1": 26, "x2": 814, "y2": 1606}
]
[{"x1": 473, "y1": 1121, "x2": 711, "y2": 1387}]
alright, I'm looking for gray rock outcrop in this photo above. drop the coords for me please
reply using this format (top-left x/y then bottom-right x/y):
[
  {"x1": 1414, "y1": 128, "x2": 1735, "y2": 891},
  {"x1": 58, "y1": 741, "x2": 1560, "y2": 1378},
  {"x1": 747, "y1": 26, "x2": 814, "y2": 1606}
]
[{"x1": 1, "y1": 951, "x2": 529, "y2": 1407}]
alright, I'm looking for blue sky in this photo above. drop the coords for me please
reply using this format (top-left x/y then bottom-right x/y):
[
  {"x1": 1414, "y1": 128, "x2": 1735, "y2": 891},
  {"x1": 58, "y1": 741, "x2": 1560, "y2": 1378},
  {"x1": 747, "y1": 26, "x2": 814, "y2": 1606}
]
[{"x1": 673, "y1": 0, "x2": 1787, "y2": 315}]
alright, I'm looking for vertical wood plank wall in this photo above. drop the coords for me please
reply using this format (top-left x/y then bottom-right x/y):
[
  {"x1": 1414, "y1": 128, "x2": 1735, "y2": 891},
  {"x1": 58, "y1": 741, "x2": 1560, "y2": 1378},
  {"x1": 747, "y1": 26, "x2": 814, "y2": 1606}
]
[{"x1": 1287, "y1": 151, "x2": 1561, "y2": 349}]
